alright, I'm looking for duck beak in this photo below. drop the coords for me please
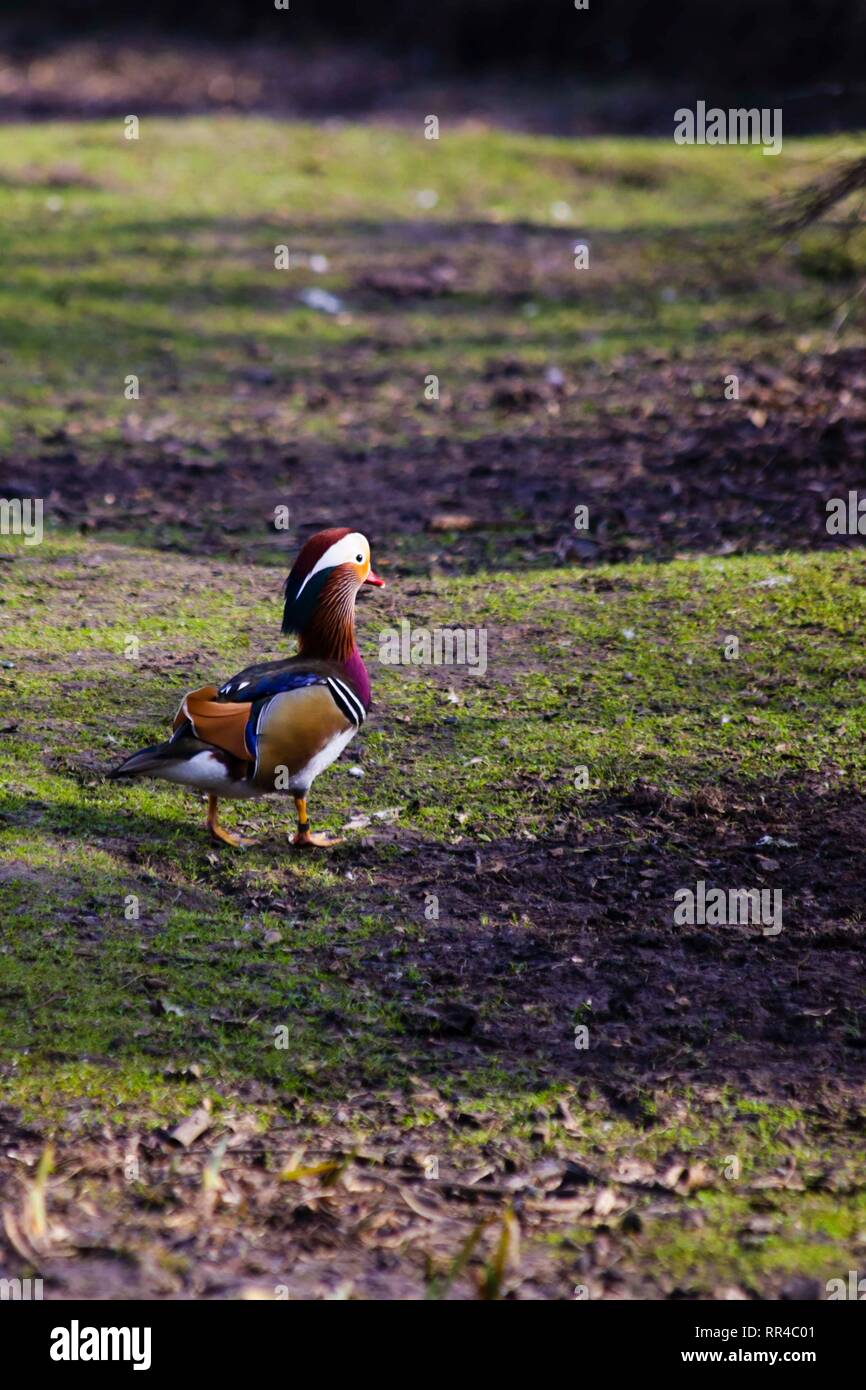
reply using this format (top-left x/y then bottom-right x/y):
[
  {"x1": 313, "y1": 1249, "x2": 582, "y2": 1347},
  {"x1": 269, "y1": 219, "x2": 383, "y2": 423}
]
[{"x1": 365, "y1": 568, "x2": 385, "y2": 587}]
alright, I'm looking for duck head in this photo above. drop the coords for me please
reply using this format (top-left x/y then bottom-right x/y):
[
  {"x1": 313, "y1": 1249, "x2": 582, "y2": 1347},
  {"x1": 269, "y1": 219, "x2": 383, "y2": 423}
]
[{"x1": 282, "y1": 527, "x2": 384, "y2": 661}]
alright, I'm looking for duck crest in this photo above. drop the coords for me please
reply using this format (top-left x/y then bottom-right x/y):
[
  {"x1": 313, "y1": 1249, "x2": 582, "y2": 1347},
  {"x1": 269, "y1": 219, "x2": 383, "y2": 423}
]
[
  {"x1": 283, "y1": 528, "x2": 352, "y2": 642},
  {"x1": 283, "y1": 527, "x2": 374, "y2": 683}
]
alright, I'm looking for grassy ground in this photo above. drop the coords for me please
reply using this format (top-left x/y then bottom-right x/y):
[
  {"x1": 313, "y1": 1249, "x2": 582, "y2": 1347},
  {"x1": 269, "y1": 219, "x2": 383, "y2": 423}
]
[
  {"x1": 0, "y1": 123, "x2": 859, "y2": 442},
  {"x1": 2, "y1": 119, "x2": 866, "y2": 1299}
]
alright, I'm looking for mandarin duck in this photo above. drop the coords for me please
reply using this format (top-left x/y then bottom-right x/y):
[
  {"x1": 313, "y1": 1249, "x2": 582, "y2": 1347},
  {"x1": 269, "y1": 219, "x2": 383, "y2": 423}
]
[{"x1": 109, "y1": 528, "x2": 384, "y2": 847}]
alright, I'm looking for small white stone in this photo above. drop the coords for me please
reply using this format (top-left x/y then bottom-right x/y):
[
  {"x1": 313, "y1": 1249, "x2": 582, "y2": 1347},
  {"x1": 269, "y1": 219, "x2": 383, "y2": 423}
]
[{"x1": 299, "y1": 287, "x2": 344, "y2": 315}]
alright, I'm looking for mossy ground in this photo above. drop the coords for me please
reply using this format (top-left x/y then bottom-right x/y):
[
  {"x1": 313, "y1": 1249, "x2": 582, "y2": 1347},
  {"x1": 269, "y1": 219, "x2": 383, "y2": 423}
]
[
  {"x1": 2, "y1": 533, "x2": 866, "y2": 1298},
  {"x1": 1, "y1": 120, "x2": 866, "y2": 1299}
]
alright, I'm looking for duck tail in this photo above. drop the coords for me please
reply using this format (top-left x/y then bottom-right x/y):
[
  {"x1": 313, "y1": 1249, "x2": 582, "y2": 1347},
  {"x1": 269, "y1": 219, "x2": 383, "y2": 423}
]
[{"x1": 107, "y1": 741, "x2": 177, "y2": 779}]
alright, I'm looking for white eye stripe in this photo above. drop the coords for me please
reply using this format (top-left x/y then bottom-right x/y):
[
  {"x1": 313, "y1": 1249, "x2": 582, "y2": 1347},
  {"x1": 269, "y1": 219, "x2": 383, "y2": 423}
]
[{"x1": 295, "y1": 531, "x2": 369, "y2": 601}]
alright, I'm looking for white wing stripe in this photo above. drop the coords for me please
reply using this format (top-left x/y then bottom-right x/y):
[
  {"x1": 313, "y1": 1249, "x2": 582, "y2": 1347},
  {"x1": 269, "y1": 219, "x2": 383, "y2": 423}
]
[{"x1": 327, "y1": 677, "x2": 366, "y2": 726}]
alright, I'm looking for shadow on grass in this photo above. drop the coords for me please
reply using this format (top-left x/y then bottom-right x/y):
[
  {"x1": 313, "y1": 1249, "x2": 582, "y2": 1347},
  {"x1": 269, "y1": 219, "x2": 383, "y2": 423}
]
[
  {"x1": 0, "y1": 203, "x2": 850, "y2": 570},
  {"x1": 5, "y1": 410, "x2": 865, "y2": 575},
  {"x1": 2, "y1": 772, "x2": 865, "y2": 1117}
]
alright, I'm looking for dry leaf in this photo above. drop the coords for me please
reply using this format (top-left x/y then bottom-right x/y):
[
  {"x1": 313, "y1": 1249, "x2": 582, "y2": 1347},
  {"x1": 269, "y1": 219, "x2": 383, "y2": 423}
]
[
  {"x1": 169, "y1": 1107, "x2": 212, "y2": 1148},
  {"x1": 428, "y1": 514, "x2": 477, "y2": 532}
]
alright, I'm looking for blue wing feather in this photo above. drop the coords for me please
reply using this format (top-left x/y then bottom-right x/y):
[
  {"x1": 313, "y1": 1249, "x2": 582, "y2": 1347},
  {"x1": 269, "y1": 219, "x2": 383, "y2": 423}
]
[
  {"x1": 217, "y1": 668, "x2": 328, "y2": 762},
  {"x1": 217, "y1": 664, "x2": 365, "y2": 760},
  {"x1": 218, "y1": 668, "x2": 326, "y2": 703}
]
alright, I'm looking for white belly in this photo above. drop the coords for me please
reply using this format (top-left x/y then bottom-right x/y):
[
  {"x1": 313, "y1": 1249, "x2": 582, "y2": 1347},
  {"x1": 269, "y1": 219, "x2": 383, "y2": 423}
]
[
  {"x1": 282, "y1": 726, "x2": 357, "y2": 794},
  {"x1": 159, "y1": 726, "x2": 358, "y2": 800},
  {"x1": 160, "y1": 751, "x2": 260, "y2": 799}
]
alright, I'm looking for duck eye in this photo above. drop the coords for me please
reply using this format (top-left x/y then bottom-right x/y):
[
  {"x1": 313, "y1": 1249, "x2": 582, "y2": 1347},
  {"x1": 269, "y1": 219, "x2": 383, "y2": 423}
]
[{"x1": 356, "y1": 554, "x2": 363, "y2": 563}]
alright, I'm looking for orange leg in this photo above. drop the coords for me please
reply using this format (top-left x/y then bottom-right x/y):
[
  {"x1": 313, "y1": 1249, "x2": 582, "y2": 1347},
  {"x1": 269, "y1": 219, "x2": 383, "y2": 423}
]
[
  {"x1": 207, "y1": 794, "x2": 253, "y2": 848},
  {"x1": 292, "y1": 795, "x2": 343, "y2": 848}
]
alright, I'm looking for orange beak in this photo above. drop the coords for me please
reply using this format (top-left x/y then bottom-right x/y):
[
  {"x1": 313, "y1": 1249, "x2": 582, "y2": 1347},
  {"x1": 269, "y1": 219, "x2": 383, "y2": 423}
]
[{"x1": 365, "y1": 568, "x2": 385, "y2": 587}]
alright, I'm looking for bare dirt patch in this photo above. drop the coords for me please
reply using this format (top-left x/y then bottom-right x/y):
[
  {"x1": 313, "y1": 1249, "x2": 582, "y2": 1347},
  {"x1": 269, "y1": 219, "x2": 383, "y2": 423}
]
[{"x1": 6, "y1": 348, "x2": 865, "y2": 571}]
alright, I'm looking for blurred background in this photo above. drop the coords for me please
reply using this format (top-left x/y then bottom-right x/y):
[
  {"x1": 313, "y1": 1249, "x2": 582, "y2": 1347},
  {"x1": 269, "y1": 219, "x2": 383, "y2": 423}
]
[
  {"x1": 1, "y1": 0, "x2": 865, "y2": 568},
  {"x1": 0, "y1": 0, "x2": 865, "y2": 131}
]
